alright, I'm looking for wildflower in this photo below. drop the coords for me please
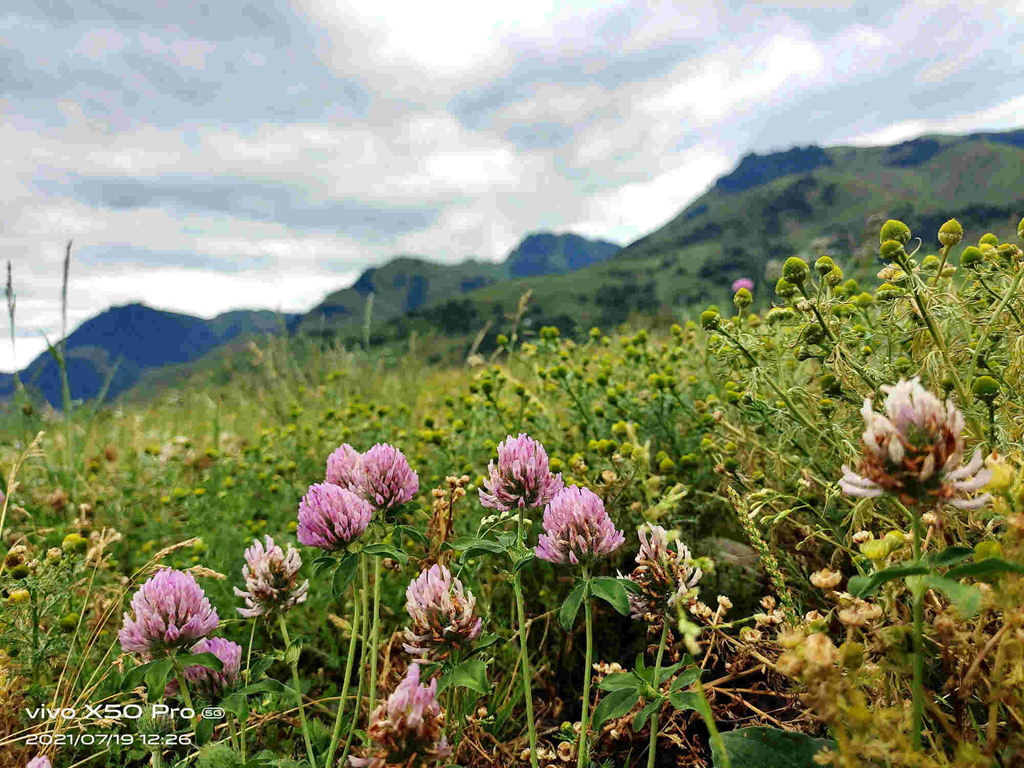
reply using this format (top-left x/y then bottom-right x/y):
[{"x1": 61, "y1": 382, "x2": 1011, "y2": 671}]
[
  {"x1": 359, "y1": 443, "x2": 419, "y2": 510},
  {"x1": 297, "y1": 483, "x2": 373, "y2": 551},
  {"x1": 27, "y1": 758, "x2": 51, "y2": 768},
  {"x1": 119, "y1": 569, "x2": 219, "y2": 658},
  {"x1": 403, "y1": 564, "x2": 482, "y2": 660},
  {"x1": 168, "y1": 636, "x2": 242, "y2": 699},
  {"x1": 731, "y1": 277, "x2": 755, "y2": 293},
  {"x1": 624, "y1": 525, "x2": 702, "y2": 620},
  {"x1": 350, "y1": 663, "x2": 451, "y2": 768},
  {"x1": 839, "y1": 378, "x2": 992, "y2": 509},
  {"x1": 534, "y1": 486, "x2": 624, "y2": 566},
  {"x1": 234, "y1": 536, "x2": 309, "y2": 618},
  {"x1": 326, "y1": 443, "x2": 363, "y2": 490},
  {"x1": 479, "y1": 433, "x2": 563, "y2": 512},
  {"x1": 810, "y1": 568, "x2": 842, "y2": 590}
]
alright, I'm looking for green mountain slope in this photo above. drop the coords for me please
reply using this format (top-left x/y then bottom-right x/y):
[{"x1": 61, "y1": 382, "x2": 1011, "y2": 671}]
[
  {"x1": 297, "y1": 232, "x2": 620, "y2": 336},
  {"x1": 349, "y1": 129, "x2": 1024, "y2": 347}
]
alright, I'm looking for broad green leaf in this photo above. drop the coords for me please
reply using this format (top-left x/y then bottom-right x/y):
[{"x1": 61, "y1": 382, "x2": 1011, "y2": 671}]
[
  {"x1": 669, "y1": 667, "x2": 702, "y2": 691},
  {"x1": 924, "y1": 547, "x2": 973, "y2": 567},
  {"x1": 597, "y1": 672, "x2": 641, "y2": 692},
  {"x1": 715, "y1": 726, "x2": 834, "y2": 768},
  {"x1": 632, "y1": 698, "x2": 661, "y2": 732},
  {"x1": 395, "y1": 524, "x2": 428, "y2": 546},
  {"x1": 512, "y1": 552, "x2": 535, "y2": 573},
  {"x1": 847, "y1": 563, "x2": 930, "y2": 597},
  {"x1": 311, "y1": 555, "x2": 336, "y2": 577},
  {"x1": 332, "y1": 552, "x2": 359, "y2": 598},
  {"x1": 592, "y1": 688, "x2": 640, "y2": 726},
  {"x1": 924, "y1": 575, "x2": 981, "y2": 617},
  {"x1": 590, "y1": 576, "x2": 630, "y2": 616},
  {"x1": 121, "y1": 659, "x2": 157, "y2": 692},
  {"x1": 946, "y1": 558, "x2": 1024, "y2": 579},
  {"x1": 144, "y1": 657, "x2": 174, "y2": 702},
  {"x1": 362, "y1": 543, "x2": 408, "y2": 565},
  {"x1": 559, "y1": 581, "x2": 587, "y2": 630},
  {"x1": 669, "y1": 691, "x2": 700, "y2": 711},
  {"x1": 440, "y1": 658, "x2": 488, "y2": 694},
  {"x1": 177, "y1": 652, "x2": 225, "y2": 672}
]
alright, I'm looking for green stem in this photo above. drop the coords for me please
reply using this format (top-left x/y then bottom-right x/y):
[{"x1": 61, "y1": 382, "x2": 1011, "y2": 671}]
[
  {"x1": 326, "y1": 575, "x2": 362, "y2": 767},
  {"x1": 695, "y1": 676, "x2": 729, "y2": 768},
  {"x1": 278, "y1": 614, "x2": 318, "y2": 768},
  {"x1": 368, "y1": 556, "x2": 383, "y2": 716},
  {"x1": 910, "y1": 507, "x2": 925, "y2": 751},
  {"x1": 172, "y1": 665, "x2": 199, "y2": 735},
  {"x1": 647, "y1": 621, "x2": 669, "y2": 768},
  {"x1": 966, "y1": 264, "x2": 1024, "y2": 393},
  {"x1": 342, "y1": 561, "x2": 371, "y2": 764},
  {"x1": 515, "y1": 509, "x2": 540, "y2": 768},
  {"x1": 578, "y1": 569, "x2": 593, "y2": 768}
]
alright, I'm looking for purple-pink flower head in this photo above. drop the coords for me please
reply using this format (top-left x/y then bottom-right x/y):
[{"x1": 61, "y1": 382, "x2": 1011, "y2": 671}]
[
  {"x1": 326, "y1": 443, "x2": 363, "y2": 491},
  {"x1": 535, "y1": 486, "x2": 625, "y2": 566},
  {"x1": 167, "y1": 636, "x2": 242, "y2": 699},
  {"x1": 349, "y1": 663, "x2": 452, "y2": 768},
  {"x1": 732, "y1": 278, "x2": 755, "y2": 293},
  {"x1": 234, "y1": 536, "x2": 309, "y2": 618},
  {"x1": 403, "y1": 564, "x2": 482, "y2": 660},
  {"x1": 297, "y1": 483, "x2": 373, "y2": 551},
  {"x1": 839, "y1": 378, "x2": 992, "y2": 510},
  {"x1": 118, "y1": 569, "x2": 219, "y2": 658},
  {"x1": 479, "y1": 433, "x2": 564, "y2": 512},
  {"x1": 359, "y1": 443, "x2": 419, "y2": 511},
  {"x1": 626, "y1": 525, "x2": 703, "y2": 621},
  {"x1": 26, "y1": 757, "x2": 51, "y2": 768}
]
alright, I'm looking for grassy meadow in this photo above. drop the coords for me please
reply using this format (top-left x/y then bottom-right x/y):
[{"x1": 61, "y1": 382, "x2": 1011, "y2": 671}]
[{"x1": 2, "y1": 216, "x2": 1024, "y2": 768}]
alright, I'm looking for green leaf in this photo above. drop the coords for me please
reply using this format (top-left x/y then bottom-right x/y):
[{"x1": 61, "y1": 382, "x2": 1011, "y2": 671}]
[
  {"x1": 668, "y1": 691, "x2": 700, "y2": 711},
  {"x1": 236, "y1": 678, "x2": 287, "y2": 696},
  {"x1": 395, "y1": 524, "x2": 428, "y2": 546},
  {"x1": 121, "y1": 659, "x2": 158, "y2": 692},
  {"x1": 177, "y1": 652, "x2": 225, "y2": 672},
  {"x1": 311, "y1": 555, "x2": 337, "y2": 577},
  {"x1": 670, "y1": 668, "x2": 702, "y2": 692},
  {"x1": 144, "y1": 657, "x2": 174, "y2": 702},
  {"x1": 559, "y1": 581, "x2": 587, "y2": 631},
  {"x1": 924, "y1": 575, "x2": 981, "y2": 617},
  {"x1": 924, "y1": 547, "x2": 973, "y2": 567},
  {"x1": 592, "y1": 688, "x2": 640, "y2": 726},
  {"x1": 512, "y1": 552, "x2": 535, "y2": 573},
  {"x1": 847, "y1": 563, "x2": 930, "y2": 597},
  {"x1": 632, "y1": 698, "x2": 661, "y2": 732},
  {"x1": 590, "y1": 576, "x2": 630, "y2": 616},
  {"x1": 946, "y1": 558, "x2": 1024, "y2": 579},
  {"x1": 197, "y1": 743, "x2": 245, "y2": 768},
  {"x1": 457, "y1": 537, "x2": 506, "y2": 560},
  {"x1": 362, "y1": 543, "x2": 408, "y2": 565},
  {"x1": 441, "y1": 658, "x2": 488, "y2": 694},
  {"x1": 597, "y1": 672, "x2": 641, "y2": 692},
  {"x1": 715, "y1": 726, "x2": 834, "y2": 768},
  {"x1": 619, "y1": 577, "x2": 643, "y2": 596},
  {"x1": 332, "y1": 552, "x2": 359, "y2": 598}
]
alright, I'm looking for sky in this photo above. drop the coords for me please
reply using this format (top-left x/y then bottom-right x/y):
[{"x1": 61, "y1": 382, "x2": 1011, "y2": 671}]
[{"x1": 2, "y1": 0, "x2": 1024, "y2": 370}]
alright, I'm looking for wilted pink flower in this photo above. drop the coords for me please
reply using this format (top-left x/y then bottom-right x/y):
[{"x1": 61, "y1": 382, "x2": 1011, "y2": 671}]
[
  {"x1": 326, "y1": 443, "x2": 363, "y2": 490},
  {"x1": 535, "y1": 486, "x2": 624, "y2": 566},
  {"x1": 479, "y1": 433, "x2": 564, "y2": 512},
  {"x1": 234, "y1": 536, "x2": 309, "y2": 618},
  {"x1": 625, "y1": 525, "x2": 703, "y2": 620},
  {"x1": 166, "y1": 636, "x2": 242, "y2": 699},
  {"x1": 297, "y1": 483, "x2": 373, "y2": 550},
  {"x1": 349, "y1": 663, "x2": 452, "y2": 768},
  {"x1": 119, "y1": 569, "x2": 219, "y2": 657},
  {"x1": 359, "y1": 443, "x2": 419, "y2": 511},
  {"x1": 26, "y1": 757, "x2": 51, "y2": 768},
  {"x1": 732, "y1": 278, "x2": 755, "y2": 293},
  {"x1": 403, "y1": 564, "x2": 482, "y2": 660},
  {"x1": 840, "y1": 378, "x2": 992, "y2": 510}
]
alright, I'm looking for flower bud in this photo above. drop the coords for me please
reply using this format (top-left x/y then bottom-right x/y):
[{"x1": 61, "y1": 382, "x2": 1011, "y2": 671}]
[
  {"x1": 879, "y1": 239, "x2": 905, "y2": 262},
  {"x1": 814, "y1": 255, "x2": 835, "y2": 275},
  {"x1": 733, "y1": 287, "x2": 752, "y2": 309},
  {"x1": 979, "y1": 233, "x2": 998, "y2": 247},
  {"x1": 972, "y1": 375, "x2": 999, "y2": 404},
  {"x1": 875, "y1": 283, "x2": 902, "y2": 301},
  {"x1": 782, "y1": 257, "x2": 809, "y2": 285},
  {"x1": 854, "y1": 291, "x2": 874, "y2": 309},
  {"x1": 960, "y1": 246, "x2": 983, "y2": 269},
  {"x1": 879, "y1": 219, "x2": 911, "y2": 245},
  {"x1": 1018, "y1": 216, "x2": 1024, "y2": 240},
  {"x1": 775, "y1": 277, "x2": 797, "y2": 298},
  {"x1": 700, "y1": 309, "x2": 720, "y2": 330},
  {"x1": 938, "y1": 218, "x2": 963, "y2": 247}
]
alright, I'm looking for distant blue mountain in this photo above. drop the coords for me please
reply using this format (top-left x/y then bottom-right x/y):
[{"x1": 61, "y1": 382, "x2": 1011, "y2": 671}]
[{"x1": 0, "y1": 303, "x2": 296, "y2": 406}]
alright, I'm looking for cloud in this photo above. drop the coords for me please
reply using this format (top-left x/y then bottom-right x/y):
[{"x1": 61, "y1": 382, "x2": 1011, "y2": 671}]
[{"x1": 1, "y1": 0, "x2": 1023, "y2": 370}]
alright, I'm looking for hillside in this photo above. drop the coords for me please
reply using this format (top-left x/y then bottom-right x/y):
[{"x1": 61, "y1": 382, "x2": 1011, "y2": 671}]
[
  {"x1": 297, "y1": 231, "x2": 621, "y2": 336},
  {"x1": 0, "y1": 304, "x2": 295, "y2": 406},
  {"x1": 346, "y1": 129, "x2": 1024, "y2": 348}
]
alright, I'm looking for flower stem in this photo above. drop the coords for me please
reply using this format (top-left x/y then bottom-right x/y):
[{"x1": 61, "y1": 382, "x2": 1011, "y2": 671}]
[
  {"x1": 515, "y1": 508, "x2": 540, "y2": 768},
  {"x1": 578, "y1": 569, "x2": 593, "y2": 768},
  {"x1": 695, "y1": 676, "x2": 728, "y2": 768},
  {"x1": 910, "y1": 507, "x2": 925, "y2": 751},
  {"x1": 325, "y1": 575, "x2": 362, "y2": 767},
  {"x1": 368, "y1": 555, "x2": 383, "y2": 715},
  {"x1": 172, "y1": 662, "x2": 199, "y2": 735},
  {"x1": 278, "y1": 613, "x2": 318, "y2": 768},
  {"x1": 342, "y1": 560, "x2": 371, "y2": 764},
  {"x1": 647, "y1": 621, "x2": 669, "y2": 768}
]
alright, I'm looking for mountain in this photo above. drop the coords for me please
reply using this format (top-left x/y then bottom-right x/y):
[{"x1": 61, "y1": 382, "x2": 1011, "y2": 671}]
[
  {"x1": 0, "y1": 304, "x2": 296, "y2": 406},
  {"x1": 297, "y1": 231, "x2": 621, "y2": 336},
  {"x1": 343, "y1": 129, "x2": 1024, "y2": 348}
]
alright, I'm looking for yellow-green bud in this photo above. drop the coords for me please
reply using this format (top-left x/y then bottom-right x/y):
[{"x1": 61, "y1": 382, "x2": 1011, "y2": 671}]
[
  {"x1": 875, "y1": 283, "x2": 902, "y2": 301},
  {"x1": 839, "y1": 641, "x2": 865, "y2": 670},
  {"x1": 879, "y1": 219, "x2": 911, "y2": 245},
  {"x1": 9, "y1": 564, "x2": 30, "y2": 579},
  {"x1": 8, "y1": 589, "x2": 30, "y2": 604},
  {"x1": 859, "y1": 539, "x2": 889, "y2": 561},
  {"x1": 974, "y1": 541, "x2": 1002, "y2": 561},
  {"x1": 979, "y1": 233, "x2": 998, "y2": 247},
  {"x1": 59, "y1": 613, "x2": 79, "y2": 633},
  {"x1": 854, "y1": 291, "x2": 874, "y2": 309},
  {"x1": 782, "y1": 257, "x2": 810, "y2": 285},
  {"x1": 972, "y1": 375, "x2": 999, "y2": 403},
  {"x1": 801, "y1": 323, "x2": 825, "y2": 345},
  {"x1": 814, "y1": 255, "x2": 835, "y2": 275},
  {"x1": 938, "y1": 218, "x2": 963, "y2": 247},
  {"x1": 700, "y1": 309, "x2": 720, "y2": 330},
  {"x1": 733, "y1": 287, "x2": 752, "y2": 309},
  {"x1": 879, "y1": 239, "x2": 905, "y2": 262},
  {"x1": 1018, "y1": 217, "x2": 1024, "y2": 241},
  {"x1": 920, "y1": 254, "x2": 940, "y2": 271},
  {"x1": 62, "y1": 533, "x2": 88, "y2": 554},
  {"x1": 775, "y1": 277, "x2": 797, "y2": 298},
  {"x1": 960, "y1": 246, "x2": 983, "y2": 269}
]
